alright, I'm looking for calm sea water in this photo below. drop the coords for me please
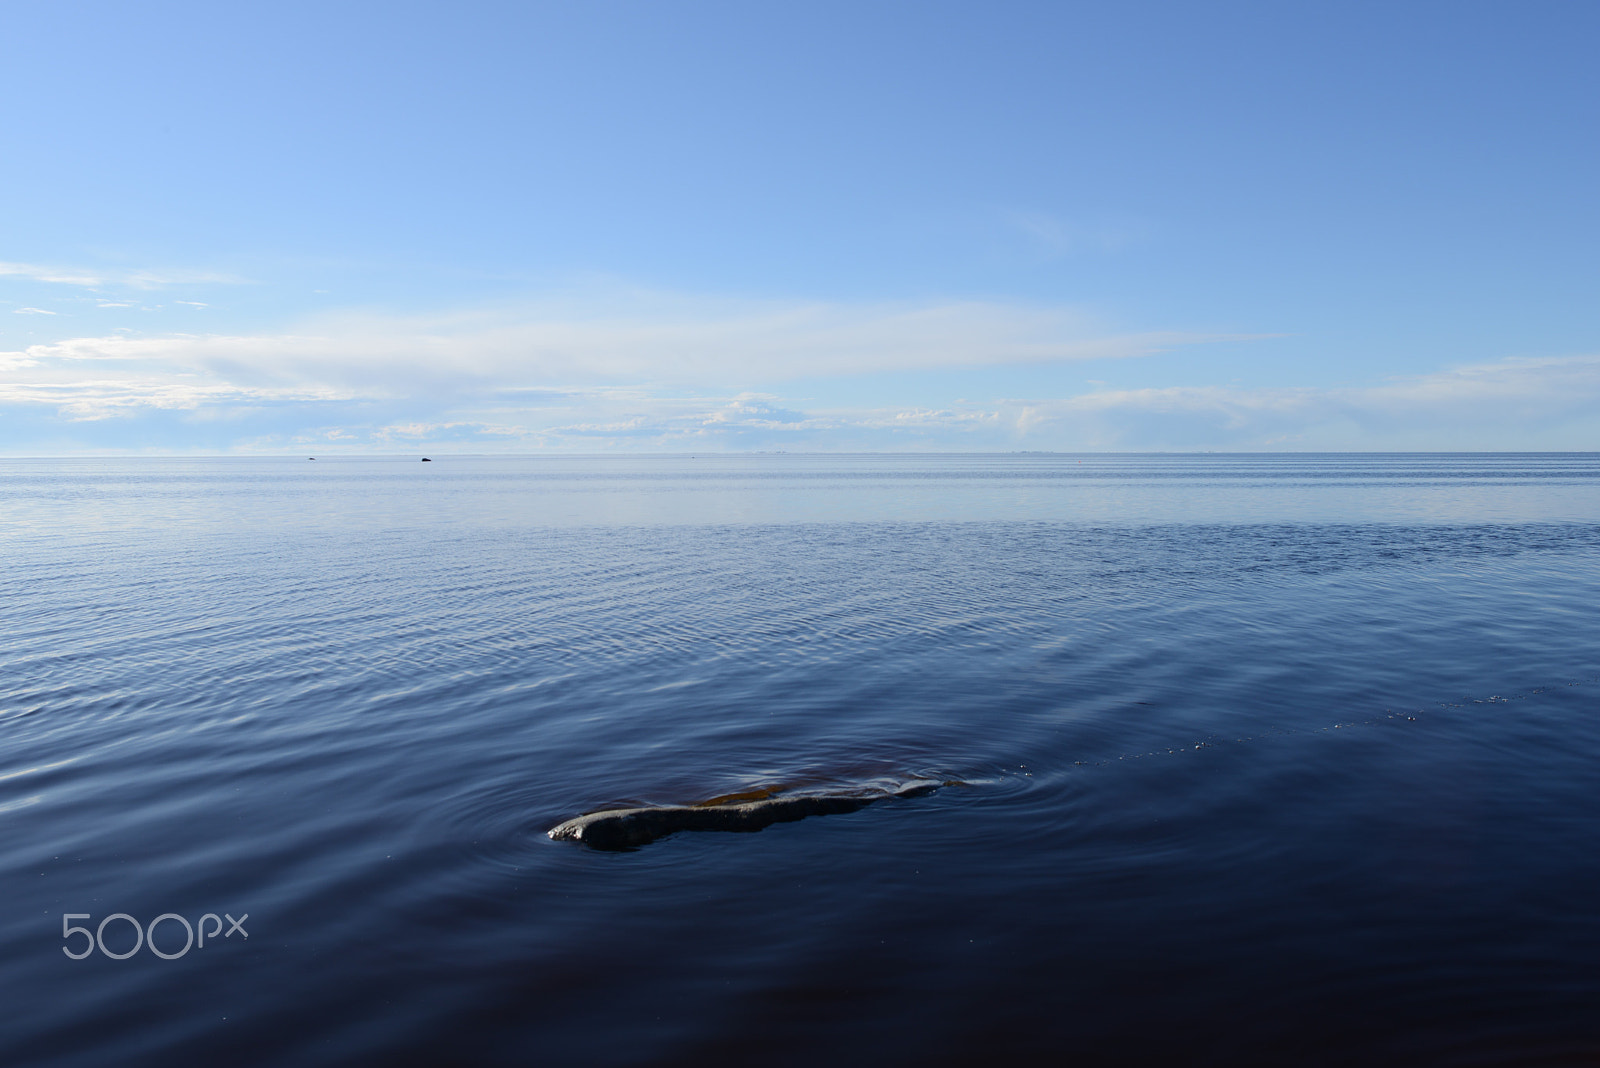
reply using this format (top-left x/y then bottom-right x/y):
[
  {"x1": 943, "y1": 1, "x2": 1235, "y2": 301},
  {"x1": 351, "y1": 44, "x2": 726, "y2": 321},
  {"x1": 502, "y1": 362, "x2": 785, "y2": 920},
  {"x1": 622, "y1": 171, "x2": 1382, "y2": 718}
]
[{"x1": 3, "y1": 454, "x2": 1599, "y2": 1066}]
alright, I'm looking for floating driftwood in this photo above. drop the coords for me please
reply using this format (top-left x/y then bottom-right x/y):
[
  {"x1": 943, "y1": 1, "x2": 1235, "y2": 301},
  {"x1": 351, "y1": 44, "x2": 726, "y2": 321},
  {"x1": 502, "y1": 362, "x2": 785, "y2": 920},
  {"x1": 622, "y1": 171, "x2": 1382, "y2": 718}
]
[{"x1": 548, "y1": 779, "x2": 952, "y2": 850}]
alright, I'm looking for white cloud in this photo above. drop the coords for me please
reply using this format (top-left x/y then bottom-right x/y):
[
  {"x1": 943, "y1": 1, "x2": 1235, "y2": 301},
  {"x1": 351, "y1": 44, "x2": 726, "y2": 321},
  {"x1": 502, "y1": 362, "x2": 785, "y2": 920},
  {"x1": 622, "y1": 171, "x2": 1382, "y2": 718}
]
[
  {"x1": 360, "y1": 392, "x2": 1008, "y2": 449},
  {"x1": 0, "y1": 262, "x2": 102, "y2": 287},
  {"x1": 0, "y1": 292, "x2": 1244, "y2": 412},
  {"x1": 0, "y1": 378, "x2": 354, "y2": 420},
  {"x1": 13, "y1": 307, "x2": 57, "y2": 315},
  {"x1": 413, "y1": 354, "x2": 1600, "y2": 451},
  {"x1": 3, "y1": 286, "x2": 1593, "y2": 451},
  {"x1": 0, "y1": 260, "x2": 245, "y2": 289},
  {"x1": 1001, "y1": 354, "x2": 1600, "y2": 449}
]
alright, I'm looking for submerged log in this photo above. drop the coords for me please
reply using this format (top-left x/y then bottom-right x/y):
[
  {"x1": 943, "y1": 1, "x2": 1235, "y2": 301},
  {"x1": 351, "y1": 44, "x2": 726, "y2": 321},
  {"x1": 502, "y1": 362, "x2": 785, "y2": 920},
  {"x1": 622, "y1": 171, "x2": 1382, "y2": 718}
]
[{"x1": 548, "y1": 779, "x2": 950, "y2": 850}]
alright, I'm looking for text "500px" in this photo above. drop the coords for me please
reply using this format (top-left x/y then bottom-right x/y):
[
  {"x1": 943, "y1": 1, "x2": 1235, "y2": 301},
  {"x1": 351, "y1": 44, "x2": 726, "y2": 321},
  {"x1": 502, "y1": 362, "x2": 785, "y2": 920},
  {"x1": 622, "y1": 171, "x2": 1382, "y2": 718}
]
[{"x1": 62, "y1": 912, "x2": 248, "y2": 960}]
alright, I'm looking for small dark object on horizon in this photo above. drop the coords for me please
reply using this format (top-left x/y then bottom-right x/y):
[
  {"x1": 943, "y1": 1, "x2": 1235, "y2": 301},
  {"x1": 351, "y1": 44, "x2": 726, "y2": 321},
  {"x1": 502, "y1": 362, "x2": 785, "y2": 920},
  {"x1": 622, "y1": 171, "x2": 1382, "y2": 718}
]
[{"x1": 421, "y1": 457, "x2": 431, "y2": 462}]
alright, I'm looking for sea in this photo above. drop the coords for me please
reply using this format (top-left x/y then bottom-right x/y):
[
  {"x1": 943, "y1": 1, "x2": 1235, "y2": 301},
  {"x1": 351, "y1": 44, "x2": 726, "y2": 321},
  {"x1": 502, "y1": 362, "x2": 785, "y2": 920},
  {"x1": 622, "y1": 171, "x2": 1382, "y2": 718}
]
[{"x1": 2, "y1": 453, "x2": 1598, "y2": 1066}]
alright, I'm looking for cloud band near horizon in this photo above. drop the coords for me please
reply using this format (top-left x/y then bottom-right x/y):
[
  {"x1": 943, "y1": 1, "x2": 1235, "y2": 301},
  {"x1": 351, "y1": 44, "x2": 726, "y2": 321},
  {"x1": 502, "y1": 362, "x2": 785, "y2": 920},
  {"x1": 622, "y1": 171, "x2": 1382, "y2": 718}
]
[{"x1": 1, "y1": 292, "x2": 1596, "y2": 453}]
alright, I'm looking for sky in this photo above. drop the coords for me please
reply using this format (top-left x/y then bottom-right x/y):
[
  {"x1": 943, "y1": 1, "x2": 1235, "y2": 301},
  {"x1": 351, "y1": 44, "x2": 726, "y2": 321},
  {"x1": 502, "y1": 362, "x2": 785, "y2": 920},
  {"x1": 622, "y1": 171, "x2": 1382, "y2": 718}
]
[{"x1": 2, "y1": 0, "x2": 1597, "y2": 453}]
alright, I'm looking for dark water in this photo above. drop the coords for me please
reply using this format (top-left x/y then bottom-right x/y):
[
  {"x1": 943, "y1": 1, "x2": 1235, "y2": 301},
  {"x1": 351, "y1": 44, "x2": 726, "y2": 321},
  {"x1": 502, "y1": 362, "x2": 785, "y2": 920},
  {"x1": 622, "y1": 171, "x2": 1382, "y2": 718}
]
[{"x1": 3, "y1": 454, "x2": 1599, "y2": 1066}]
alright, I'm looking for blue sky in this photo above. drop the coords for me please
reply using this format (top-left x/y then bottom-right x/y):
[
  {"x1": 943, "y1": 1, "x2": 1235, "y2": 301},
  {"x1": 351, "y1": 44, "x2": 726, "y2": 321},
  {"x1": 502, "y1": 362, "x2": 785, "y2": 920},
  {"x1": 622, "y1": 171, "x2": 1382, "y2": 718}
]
[{"x1": 3, "y1": 0, "x2": 1597, "y2": 452}]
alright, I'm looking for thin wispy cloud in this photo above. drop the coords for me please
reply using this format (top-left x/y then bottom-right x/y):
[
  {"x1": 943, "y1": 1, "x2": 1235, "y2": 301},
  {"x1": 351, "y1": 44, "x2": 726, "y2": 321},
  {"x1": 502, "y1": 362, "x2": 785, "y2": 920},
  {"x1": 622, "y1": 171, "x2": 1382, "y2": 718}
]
[
  {"x1": 997, "y1": 209, "x2": 1152, "y2": 258},
  {"x1": 1002, "y1": 354, "x2": 1600, "y2": 449},
  {"x1": 0, "y1": 260, "x2": 246, "y2": 289},
  {"x1": 269, "y1": 353, "x2": 1599, "y2": 453},
  {"x1": 0, "y1": 380, "x2": 357, "y2": 420},
  {"x1": 0, "y1": 292, "x2": 1253, "y2": 415},
  {"x1": 12, "y1": 307, "x2": 57, "y2": 315},
  {"x1": 0, "y1": 262, "x2": 102, "y2": 287},
  {"x1": 385, "y1": 355, "x2": 1600, "y2": 451}
]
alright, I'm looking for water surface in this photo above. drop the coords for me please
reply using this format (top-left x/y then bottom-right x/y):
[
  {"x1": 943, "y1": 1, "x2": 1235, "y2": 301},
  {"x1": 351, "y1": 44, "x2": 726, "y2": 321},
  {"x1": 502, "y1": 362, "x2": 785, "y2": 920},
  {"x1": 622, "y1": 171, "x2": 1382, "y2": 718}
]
[{"x1": 3, "y1": 454, "x2": 1599, "y2": 1065}]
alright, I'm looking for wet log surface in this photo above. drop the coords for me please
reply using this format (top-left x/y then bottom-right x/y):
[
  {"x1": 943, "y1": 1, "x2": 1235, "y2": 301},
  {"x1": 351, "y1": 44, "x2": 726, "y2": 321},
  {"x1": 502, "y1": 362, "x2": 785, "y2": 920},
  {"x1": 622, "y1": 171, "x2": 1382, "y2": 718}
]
[{"x1": 547, "y1": 779, "x2": 952, "y2": 850}]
